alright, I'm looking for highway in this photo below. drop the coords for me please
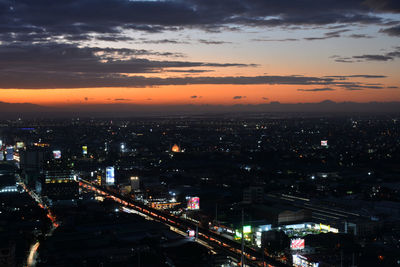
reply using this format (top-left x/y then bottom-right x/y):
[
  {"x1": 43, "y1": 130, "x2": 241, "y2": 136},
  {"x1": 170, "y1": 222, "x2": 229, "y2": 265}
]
[
  {"x1": 18, "y1": 180, "x2": 59, "y2": 267},
  {"x1": 79, "y1": 179, "x2": 289, "y2": 267}
]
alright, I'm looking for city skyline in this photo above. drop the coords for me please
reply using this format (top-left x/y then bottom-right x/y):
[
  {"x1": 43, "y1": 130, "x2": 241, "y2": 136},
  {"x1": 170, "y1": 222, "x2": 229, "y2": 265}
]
[{"x1": 0, "y1": 0, "x2": 399, "y2": 110}]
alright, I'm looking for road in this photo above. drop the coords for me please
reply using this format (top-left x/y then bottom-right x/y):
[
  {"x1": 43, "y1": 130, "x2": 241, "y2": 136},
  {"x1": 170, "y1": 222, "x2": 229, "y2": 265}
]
[
  {"x1": 79, "y1": 179, "x2": 289, "y2": 267},
  {"x1": 18, "y1": 180, "x2": 59, "y2": 267}
]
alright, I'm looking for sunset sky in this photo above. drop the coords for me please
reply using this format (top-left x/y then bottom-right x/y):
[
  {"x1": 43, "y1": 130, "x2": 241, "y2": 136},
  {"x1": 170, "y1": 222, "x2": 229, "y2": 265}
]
[{"x1": 0, "y1": 0, "x2": 399, "y2": 108}]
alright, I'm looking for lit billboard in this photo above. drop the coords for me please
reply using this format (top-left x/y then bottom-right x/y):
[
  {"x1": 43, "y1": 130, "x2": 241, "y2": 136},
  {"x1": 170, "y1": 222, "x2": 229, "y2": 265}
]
[
  {"x1": 321, "y1": 140, "x2": 328, "y2": 147},
  {"x1": 188, "y1": 230, "x2": 195, "y2": 237},
  {"x1": 187, "y1": 197, "x2": 200, "y2": 210},
  {"x1": 291, "y1": 238, "x2": 305, "y2": 250},
  {"x1": 243, "y1": 225, "x2": 252, "y2": 234},
  {"x1": 16, "y1": 142, "x2": 24, "y2": 149},
  {"x1": 53, "y1": 150, "x2": 62, "y2": 159},
  {"x1": 6, "y1": 146, "x2": 14, "y2": 161},
  {"x1": 82, "y1": 146, "x2": 88, "y2": 155},
  {"x1": 106, "y1": 167, "x2": 115, "y2": 185}
]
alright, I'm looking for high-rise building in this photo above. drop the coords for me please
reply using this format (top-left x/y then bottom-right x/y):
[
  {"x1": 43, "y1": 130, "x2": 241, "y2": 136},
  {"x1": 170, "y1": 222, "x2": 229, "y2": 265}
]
[
  {"x1": 130, "y1": 176, "x2": 140, "y2": 191},
  {"x1": 20, "y1": 148, "x2": 46, "y2": 187},
  {"x1": 42, "y1": 170, "x2": 78, "y2": 201},
  {"x1": 243, "y1": 186, "x2": 264, "y2": 204},
  {"x1": 20, "y1": 149, "x2": 45, "y2": 172}
]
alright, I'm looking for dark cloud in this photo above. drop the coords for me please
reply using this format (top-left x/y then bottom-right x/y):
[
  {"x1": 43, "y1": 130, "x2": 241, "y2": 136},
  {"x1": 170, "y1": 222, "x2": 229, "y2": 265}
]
[
  {"x1": 138, "y1": 39, "x2": 190, "y2": 44},
  {"x1": 262, "y1": 97, "x2": 269, "y2": 100},
  {"x1": 0, "y1": 0, "x2": 393, "y2": 43},
  {"x1": 364, "y1": 0, "x2": 400, "y2": 13},
  {"x1": 94, "y1": 34, "x2": 134, "y2": 42},
  {"x1": 380, "y1": 25, "x2": 400, "y2": 37},
  {"x1": 338, "y1": 84, "x2": 385, "y2": 90},
  {"x1": 166, "y1": 69, "x2": 214, "y2": 73},
  {"x1": 347, "y1": 74, "x2": 387, "y2": 78},
  {"x1": 298, "y1": 88, "x2": 335, "y2": 92},
  {"x1": 324, "y1": 74, "x2": 387, "y2": 79},
  {"x1": 348, "y1": 33, "x2": 374, "y2": 38},
  {"x1": 304, "y1": 29, "x2": 350, "y2": 41},
  {"x1": 198, "y1": 39, "x2": 231, "y2": 45},
  {"x1": 0, "y1": 42, "x2": 259, "y2": 89},
  {"x1": 252, "y1": 38, "x2": 299, "y2": 42},
  {"x1": 333, "y1": 57, "x2": 358, "y2": 63},
  {"x1": 233, "y1": 96, "x2": 246, "y2": 99},
  {"x1": 2, "y1": 42, "x2": 353, "y2": 89},
  {"x1": 0, "y1": 42, "x2": 392, "y2": 90},
  {"x1": 0, "y1": 74, "x2": 336, "y2": 89},
  {"x1": 190, "y1": 95, "x2": 198, "y2": 98},
  {"x1": 333, "y1": 47, "x2": 400, "y2": 62},
  {"x1": 387, "y1": 86, "x2": 399, "y2": 89},
  {"x1": 353, "y1": 54, "x2": 394, "y2": 61},
  {"x1": 114, "y1": 98, "x2": 131, "y2": 101},
  {"x1": 252, "y1": 29, "x2": 368, "y2": 43}
]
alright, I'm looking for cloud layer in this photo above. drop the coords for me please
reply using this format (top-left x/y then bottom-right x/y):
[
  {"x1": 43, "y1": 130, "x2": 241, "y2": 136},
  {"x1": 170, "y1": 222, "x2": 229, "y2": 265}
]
[{"x1": 0, "y1": 0, "x2": 398, "y2": 43}]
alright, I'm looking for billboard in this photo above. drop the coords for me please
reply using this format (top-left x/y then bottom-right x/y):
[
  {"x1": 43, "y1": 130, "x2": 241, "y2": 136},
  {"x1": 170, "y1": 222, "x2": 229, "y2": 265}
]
[
  {"x1": 53, "y1": 150, "x2": 61, "y2": 159},
  {"x1": 291, "y1": 238, "x2": 305, "y2": 250},
  {"x1": 321, "y1": 140, "x2": 328, "y2": 147},
  {"x1": 293, "y1": 254, "x2": 319, "y2": 267},
  {"x1": 6, "y1": 146, "x2": 14, "y2": 161},
  {"x1": 188, "y1": 230, "x2": 195, "y2": 237},
  {"x1": 16, "y1": 142, "x2": 24, "y2": 149},
  {"x1": 106, "y1": 167, "x2": 115, "y2": 185},
  {"x1": 82, "y1": 146, "x2": 88, "y2": 155},
  {"x1": 243, "y1": 225, "x2": 252, "y2": 234},
  {"x1": 187, "y1": 197, "x2": 200, "y2": 210}
]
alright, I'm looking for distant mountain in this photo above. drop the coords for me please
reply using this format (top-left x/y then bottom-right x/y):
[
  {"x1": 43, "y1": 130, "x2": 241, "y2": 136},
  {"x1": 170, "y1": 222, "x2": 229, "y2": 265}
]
[
  {"x1": 0, "y1": 101, "x2": 50, "y2": 112},
  {"x1": 0, "y1": 101, "x2": 399, "y2": 118}
]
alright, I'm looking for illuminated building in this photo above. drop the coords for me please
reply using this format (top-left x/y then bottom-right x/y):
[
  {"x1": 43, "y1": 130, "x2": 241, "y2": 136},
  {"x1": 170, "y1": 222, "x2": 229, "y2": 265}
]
[
  {"x1": 150, "y1": 201, "x2": 181, "y2": 210},
  {"x1": 16, "y1": 142, "x2": 24, "y2": 149},
  {"x1": 292, "y1": 254, "x2": 320, "y2": 267},
  {"x1": 235, "y1": 225, "x2": 252, "y2": 241},
  {"x1": 52, "y1": 150, "x2": 61, "y2": 159},
  {"x1": 82, "y1": 145, "x2": 88, "y2": 155},
  {"x1": 130, "y1": 176, "x2": 140, "y2": 191},
  {"x1": 42, "y1": 170, "x2": 79, "y2": 201},
  {"x1": 5, "y1": 146, "x2": 14, "y2": 161},
  {"x1": 0, "y1": 162, "x2": 18, "y2": 194},
  {"x1": 171, "y1": 144, "x2": 181, "y2": 153}
]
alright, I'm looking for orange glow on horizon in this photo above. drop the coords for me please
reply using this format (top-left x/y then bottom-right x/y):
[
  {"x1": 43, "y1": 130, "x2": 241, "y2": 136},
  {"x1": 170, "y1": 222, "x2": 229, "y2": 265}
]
[{"x1": 0, "y1": 83, "x2": 399, "y2": 106}]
